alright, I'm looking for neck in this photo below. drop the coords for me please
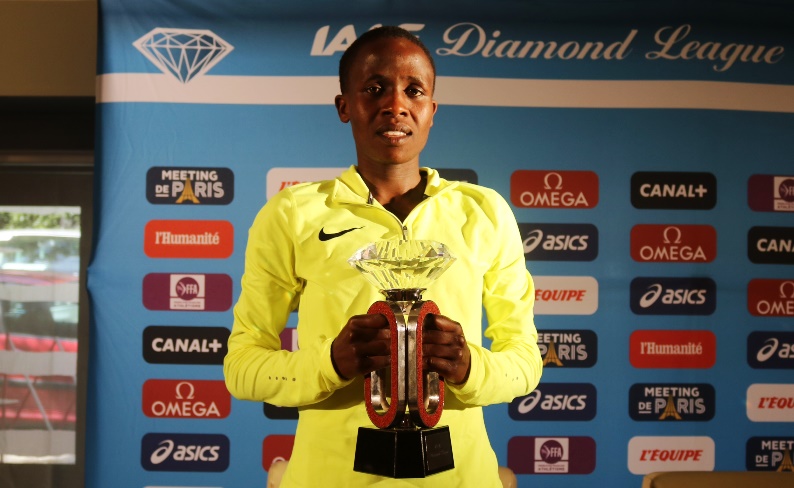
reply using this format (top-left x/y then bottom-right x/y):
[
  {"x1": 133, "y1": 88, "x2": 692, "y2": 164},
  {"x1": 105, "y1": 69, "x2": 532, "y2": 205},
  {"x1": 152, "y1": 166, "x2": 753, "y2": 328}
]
[{"x1": 357, "y1": 165, "x2": 427, "y2": 221}]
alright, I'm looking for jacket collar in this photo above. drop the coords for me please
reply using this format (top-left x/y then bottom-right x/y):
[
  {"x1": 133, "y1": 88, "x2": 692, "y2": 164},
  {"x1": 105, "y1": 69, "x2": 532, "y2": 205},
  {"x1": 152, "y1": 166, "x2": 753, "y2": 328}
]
[{"x1": 332, "y1": 165, "x2": 454, "y2": 204}]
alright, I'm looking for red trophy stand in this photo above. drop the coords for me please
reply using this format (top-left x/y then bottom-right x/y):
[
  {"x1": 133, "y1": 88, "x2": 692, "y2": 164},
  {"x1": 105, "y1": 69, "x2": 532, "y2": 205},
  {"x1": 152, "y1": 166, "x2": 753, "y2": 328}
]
[{"x1": 348, "y1": 240, "x2": 456, "y2": 478}]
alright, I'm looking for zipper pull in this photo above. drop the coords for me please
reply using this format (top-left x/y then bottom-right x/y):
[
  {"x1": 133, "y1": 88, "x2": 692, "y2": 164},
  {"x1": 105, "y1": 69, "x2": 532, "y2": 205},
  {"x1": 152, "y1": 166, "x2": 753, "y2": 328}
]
[{"x1": 402, "y1": 225, "x2": 408, "y2": 240}]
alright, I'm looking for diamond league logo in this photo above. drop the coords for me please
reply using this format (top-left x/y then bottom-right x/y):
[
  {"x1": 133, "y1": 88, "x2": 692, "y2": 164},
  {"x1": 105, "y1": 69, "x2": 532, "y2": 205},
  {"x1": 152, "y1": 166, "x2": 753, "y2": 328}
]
[{"x1": 133, "y1": 28, "x2": 234, "y2": 83}]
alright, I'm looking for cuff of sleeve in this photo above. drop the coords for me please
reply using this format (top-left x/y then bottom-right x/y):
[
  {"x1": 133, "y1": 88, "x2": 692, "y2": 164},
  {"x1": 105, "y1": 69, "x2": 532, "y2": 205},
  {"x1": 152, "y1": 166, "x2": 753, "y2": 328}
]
[
  {"x1": 319, "y1": 336, "x2": 355, "y2": 391},
  {"x1": 446, "y1": 343, "x2": 484, "y2": 399}
]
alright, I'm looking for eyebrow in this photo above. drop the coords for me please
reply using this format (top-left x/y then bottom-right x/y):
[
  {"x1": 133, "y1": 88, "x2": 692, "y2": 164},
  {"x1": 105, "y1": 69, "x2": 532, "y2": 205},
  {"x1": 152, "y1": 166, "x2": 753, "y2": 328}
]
[{"x1": 363, "y1": 74, "x2": 431, "y2": 88}]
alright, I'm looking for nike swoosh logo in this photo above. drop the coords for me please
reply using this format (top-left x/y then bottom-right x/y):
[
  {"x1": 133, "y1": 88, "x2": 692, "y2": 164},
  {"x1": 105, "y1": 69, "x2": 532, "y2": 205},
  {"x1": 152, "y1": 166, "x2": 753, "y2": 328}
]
[{"x1": 318, "y1": 227, "x2": 362, "y2": 241}]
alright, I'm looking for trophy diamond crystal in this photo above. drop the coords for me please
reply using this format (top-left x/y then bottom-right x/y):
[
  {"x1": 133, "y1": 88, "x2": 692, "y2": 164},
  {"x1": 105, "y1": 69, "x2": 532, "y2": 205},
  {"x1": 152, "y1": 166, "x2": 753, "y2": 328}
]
[{"x1": 348, "y1": 239, "x2": 456, "y2": 478}]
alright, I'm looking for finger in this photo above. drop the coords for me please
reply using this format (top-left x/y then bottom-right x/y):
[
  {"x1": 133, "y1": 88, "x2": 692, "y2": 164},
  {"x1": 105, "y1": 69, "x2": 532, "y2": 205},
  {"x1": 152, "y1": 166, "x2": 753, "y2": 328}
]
[
  {"x1": 423, "y1": 314, "x2": 462, "y2": 333},
  {"x1": 349, "y1": 313, "x2": 389, "y2": 330},
  {"x1": 423, "y1": 342, "x2": 465, "y2": 361},
  {"x1": 364, "y1": 355, "x2": 391, "y2": 373},
  {"x1": 422, "y1": 329, "x2": 461, "y2": 346},
  {"x1": 424, "y1": 356, "x2": 458, "y2": 377},
  {"x1": 350, "y1": 339, "x2": 392, "y2": 357}
]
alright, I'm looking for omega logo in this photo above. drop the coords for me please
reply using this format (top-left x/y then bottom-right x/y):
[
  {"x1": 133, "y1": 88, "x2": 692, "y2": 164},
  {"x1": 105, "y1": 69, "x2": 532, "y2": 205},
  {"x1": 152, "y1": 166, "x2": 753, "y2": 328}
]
[
  {"x1": 663, "y1": 226, "x2": 683, "y2": 244},
  {"x1": 544, "y1": 172, "x2": 564, "y2": 190},
  {"x1": 175, "y1": 381, "x2": 196, "y2": 400}
]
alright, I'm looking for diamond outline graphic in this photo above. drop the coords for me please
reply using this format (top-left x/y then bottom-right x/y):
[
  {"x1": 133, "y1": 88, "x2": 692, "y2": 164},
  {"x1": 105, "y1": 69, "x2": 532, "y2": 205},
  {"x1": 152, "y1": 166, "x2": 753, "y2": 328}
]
[{"x1": 133, "y1": 28, "x2": 234, "y2": 83}]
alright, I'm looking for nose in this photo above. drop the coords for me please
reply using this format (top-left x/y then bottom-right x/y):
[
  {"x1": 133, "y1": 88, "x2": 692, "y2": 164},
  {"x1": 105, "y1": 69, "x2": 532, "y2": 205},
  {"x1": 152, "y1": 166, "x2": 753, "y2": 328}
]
[{"x1": 381, "y1": 89, "x2": 408, "y2": 117}]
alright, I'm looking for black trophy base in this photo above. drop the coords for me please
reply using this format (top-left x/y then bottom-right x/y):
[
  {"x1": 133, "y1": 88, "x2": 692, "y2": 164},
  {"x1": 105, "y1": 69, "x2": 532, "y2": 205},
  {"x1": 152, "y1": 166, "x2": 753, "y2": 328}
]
[{"x1": 353, "y1": 426, "x2": 454, "y2": 478}]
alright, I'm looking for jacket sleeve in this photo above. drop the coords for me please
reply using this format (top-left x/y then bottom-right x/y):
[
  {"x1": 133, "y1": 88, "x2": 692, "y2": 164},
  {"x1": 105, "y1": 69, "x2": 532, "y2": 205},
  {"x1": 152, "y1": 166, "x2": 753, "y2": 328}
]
[
  {"x1": 447, "y1": 191, "x2": 543, "y2": 406},
  {"x1": 223, "y1": 190, "x2": 352, "y2": 407}
]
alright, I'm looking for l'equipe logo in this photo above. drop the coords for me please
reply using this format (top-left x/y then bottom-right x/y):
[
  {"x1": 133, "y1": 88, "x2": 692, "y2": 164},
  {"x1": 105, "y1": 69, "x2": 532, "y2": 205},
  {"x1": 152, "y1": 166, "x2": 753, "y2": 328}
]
[
  {"x1": 533, "y1": 276, "x2": 598, "y2": 315},
  {"x1": 627, "y1": 436, "x2": 714, "y2": 474},
  {"x1": 747, "y1": 384, "x2": 794, "y2": 422}
]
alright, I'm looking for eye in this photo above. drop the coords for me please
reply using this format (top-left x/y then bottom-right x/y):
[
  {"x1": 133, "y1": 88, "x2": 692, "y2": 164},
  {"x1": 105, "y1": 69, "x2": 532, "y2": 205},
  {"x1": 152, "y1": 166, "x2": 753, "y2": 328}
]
[
  {"x1": 405, "y1": 87, "x2": 425, "y2": 97},
  {"x1": 365, "y1": 85, "x2": 382, "y2": 95}
]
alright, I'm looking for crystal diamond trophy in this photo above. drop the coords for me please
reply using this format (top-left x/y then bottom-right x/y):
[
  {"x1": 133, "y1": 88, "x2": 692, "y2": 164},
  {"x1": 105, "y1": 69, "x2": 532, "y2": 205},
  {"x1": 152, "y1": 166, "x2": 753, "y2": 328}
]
[{"x1": 348, "y1": 239, "x2": 456, "y2": 478}]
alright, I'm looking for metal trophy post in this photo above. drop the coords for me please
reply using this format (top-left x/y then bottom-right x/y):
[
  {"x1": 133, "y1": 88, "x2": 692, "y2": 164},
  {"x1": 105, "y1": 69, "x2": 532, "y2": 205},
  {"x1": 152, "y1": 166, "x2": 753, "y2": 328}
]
[{"x1": 348, "y1": 239, "x2": 456, "y2": 478}]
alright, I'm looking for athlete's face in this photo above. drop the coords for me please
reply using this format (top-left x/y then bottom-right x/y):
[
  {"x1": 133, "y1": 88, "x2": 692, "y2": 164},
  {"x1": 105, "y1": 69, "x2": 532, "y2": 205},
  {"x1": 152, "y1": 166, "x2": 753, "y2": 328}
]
[{"x1": 335, "y1": 37, "x2": 438, "y2": 169}]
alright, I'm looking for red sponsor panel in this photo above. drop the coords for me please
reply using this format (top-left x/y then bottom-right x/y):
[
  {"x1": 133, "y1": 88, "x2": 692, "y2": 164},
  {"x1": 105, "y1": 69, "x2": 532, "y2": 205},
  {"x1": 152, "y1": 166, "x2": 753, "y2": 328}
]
[
  {"x1": 630, "y1": 330, "x2": 716, "y2": 369},
  {"x1": 262, "y1": 434, "x2": 295, "y2": 471},
  {"x1": 142, "y1": 273, "x2": 233, "y2": 311},
  {"x1": 144, "y1": 220, "x2": 233, "y2": 258},
  {"x1": 630, "y1": 224, "x2": 716, "y2": 263},
  {"x1": 142, "y1": 379, "x2": 231, "y2": 419},
  {"x1": 748, "y1": 174, "x2": 794, "y2": 212},
  {"x1": 748, "y1": 279, "x2": 794, "y2": 317},
  {"x1": 507, "y1": 436, "x2": 596, "y2": 474},
  {"x1": 510, "y1": 170, "x2": 599, "y2": 209}
]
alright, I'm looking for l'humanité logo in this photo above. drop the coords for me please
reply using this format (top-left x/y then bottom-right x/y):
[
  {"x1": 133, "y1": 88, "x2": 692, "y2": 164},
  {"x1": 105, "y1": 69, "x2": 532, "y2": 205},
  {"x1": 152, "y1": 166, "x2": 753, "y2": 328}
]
[
  {"x1": 144, "y1": 220, "x2": 234, "y2": 259},
  {"x1": 133, "y1": 28, "x2": 233, "y2": 83}
]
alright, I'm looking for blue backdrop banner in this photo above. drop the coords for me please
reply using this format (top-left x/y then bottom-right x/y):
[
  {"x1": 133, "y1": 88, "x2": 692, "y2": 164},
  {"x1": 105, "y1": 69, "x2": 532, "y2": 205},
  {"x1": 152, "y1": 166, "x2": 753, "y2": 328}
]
[{"x1": 90, "y1": 2, "x2": 794, "y2": 487}]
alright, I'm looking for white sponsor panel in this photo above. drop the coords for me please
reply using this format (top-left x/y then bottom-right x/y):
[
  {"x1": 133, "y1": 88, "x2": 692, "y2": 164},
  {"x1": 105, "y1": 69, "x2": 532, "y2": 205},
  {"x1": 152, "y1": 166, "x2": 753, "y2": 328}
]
[
  {"x1": 628, "y1": 436, "x2": 715, "y2": 474},
  {"x1": 266, "y1": 167, "x2": 347, "y2": 199},
  {"x1": 747, "y1": 384, "x2": 794, "y2": 422},
  {"x1": 533, "y1": 276, "x2": 598, "y2": 315}
]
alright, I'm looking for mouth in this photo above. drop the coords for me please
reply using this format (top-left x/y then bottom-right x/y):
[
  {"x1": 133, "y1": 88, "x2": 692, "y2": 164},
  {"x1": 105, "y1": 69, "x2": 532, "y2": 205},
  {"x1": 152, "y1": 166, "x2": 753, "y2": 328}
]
[{"x1": 377, "y1": 125, "x2": 412, "y2": 141}]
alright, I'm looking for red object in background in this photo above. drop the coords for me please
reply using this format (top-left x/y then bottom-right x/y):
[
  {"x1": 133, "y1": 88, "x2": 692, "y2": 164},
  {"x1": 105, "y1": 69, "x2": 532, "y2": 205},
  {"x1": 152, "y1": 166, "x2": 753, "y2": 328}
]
[{"x1": 262, "y1": 434, "x2": 295, "y2": 472}]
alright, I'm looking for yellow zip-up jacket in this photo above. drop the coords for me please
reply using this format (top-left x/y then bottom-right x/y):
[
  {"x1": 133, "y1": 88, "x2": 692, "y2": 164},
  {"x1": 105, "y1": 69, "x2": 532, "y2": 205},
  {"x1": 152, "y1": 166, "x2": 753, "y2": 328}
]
[{"x1": 225, "y1": 166, "x2": 542, "y2": 487}]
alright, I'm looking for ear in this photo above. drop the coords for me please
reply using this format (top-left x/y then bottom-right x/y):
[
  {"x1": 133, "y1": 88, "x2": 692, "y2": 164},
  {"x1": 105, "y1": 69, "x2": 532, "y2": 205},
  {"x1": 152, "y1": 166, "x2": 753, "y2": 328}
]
[
  {"x1": 430, "y1": 99, "x2": 438, "y2": 127},
  {"x1": 335, "y1": 95, "x2": 350, "y2": 123}
]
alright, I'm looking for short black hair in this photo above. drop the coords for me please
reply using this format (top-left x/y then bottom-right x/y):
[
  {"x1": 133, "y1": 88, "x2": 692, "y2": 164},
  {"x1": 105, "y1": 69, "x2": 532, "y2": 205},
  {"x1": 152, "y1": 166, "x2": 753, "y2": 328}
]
[{"x1": 338, "y1": 26, "x2": 436, "y2": 94}]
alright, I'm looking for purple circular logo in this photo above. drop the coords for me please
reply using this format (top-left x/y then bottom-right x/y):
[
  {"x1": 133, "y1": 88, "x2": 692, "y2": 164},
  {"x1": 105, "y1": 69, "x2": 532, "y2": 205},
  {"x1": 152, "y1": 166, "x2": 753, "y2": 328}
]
[
  {"x1": 175, "y1": 277, "x2": 200, "y2": 300},
  {"x1": 778, "y1": 179, "x2": 794, "y2": 202},
  {"x1": 539, "y1": 440, "x2": 564, "y2": 464}
]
